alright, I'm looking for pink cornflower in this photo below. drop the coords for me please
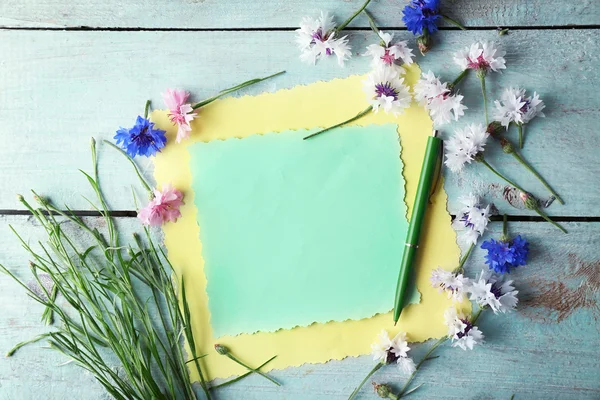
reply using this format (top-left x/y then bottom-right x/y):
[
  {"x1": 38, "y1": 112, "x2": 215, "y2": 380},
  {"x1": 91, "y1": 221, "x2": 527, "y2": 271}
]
[
  {"x1": 453, "y1": 41, "x2": 506, "y2": 75},
  {"x1": 162, "y1": 89, "x2": 197, "y2": 143},
  {"x1": 138, "y1": 184, "x2": 184, "y2": 226}
]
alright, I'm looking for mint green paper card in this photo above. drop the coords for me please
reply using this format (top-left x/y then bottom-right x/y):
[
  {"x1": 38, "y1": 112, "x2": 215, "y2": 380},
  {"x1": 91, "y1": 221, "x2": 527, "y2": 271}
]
[{"x1": 189, "y1": 124, "x2": 415, "y2": 337}]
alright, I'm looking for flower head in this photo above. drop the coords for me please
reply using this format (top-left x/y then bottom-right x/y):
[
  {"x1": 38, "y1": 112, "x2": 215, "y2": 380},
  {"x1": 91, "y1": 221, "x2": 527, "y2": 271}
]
[
  {"x1": 370, "y1": 330, "x2": 415, "y2": 373},
  {"x1": 162, "y1": 89, "x2": 198, "y2": 143},
  {"x1": 430, "y1": 267, "x2": 470, "y2": 302},
  {"x1": 138, "y1": 184, "x2": 184, "y2": 226},
  {"x1": 363, "y1": 68, "x2": 412, "y2": 116},
  {"x1": 493, "y1": 87, "x2": 545, "y2": 128},
  {"x1": 114, "y1": 116, "x2": 167, "y2": 158},
  {"x1": 402, "y1": 0, "x2": 442, "y2": 35},
  {"x1": 467, "y1": 269, "x2": 519, "y2": 313},
  {"x1": 444, "y1": 307, "x2": 484, "y2": 350},
  {"x1": 296, "y1": 12, "x2": 351, "y2": 67},
  {"x1": 444, "y1": 124, "x2": 489, "y2": 173},
  {"x1": 481, "y1": 235, "x2": 529, "y2": 274},
  {"x1": 452, "y1": 193, "x2": 491, "y2": 247},
  {"x1": 364, "y1": 31, "x2": 414, "y2": 73},
  {"x1": 454, "y1": 41, "x2": 506, "y2": 75},
  {"x1": 413, "y1": 71, "x2": 467, "y2": 127}
]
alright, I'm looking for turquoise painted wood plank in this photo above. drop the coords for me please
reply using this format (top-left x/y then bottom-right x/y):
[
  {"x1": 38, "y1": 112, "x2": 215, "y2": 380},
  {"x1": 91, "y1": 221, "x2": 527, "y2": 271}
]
[
  {"x1": 0, "y1": 29, "x2": 597, "y2": 216},
  {"x1": 1, "y1": 216, "x2": 599, "y2": 399},
  {"x1": 0, "y1": 0, "x2": 598, "y2": 29}
]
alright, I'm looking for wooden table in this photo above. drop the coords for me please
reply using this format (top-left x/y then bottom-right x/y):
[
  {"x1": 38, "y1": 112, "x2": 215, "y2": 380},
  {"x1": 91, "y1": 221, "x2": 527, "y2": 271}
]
[{"x1": 1, "y1": 1, "x2": 599, "y2": 399}]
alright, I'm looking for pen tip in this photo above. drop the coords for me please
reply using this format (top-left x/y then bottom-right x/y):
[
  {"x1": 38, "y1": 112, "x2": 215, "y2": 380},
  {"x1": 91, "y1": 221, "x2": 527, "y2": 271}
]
[
  {"x1": 432, "y1": 130, "x2": 439, "y2": 138},
  {"x1": 394, "y1": 321, "x2": 397, "y2": 326}
]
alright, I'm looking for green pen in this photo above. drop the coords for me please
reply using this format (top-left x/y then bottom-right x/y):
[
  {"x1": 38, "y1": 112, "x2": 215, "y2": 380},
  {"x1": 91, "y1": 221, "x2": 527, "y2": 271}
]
[{"x1": 393, "y1": 130, "x2": 442, "y2": 325}]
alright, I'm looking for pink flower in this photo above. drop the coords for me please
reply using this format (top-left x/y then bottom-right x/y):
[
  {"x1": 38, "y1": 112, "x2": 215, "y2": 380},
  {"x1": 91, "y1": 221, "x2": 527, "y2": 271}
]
[
  {"x1": 138, "y1": 184, "x2": 184, "y2": 226},
  {"x1": 162, "y1": 89, "x2": 197, "y2": 143}
]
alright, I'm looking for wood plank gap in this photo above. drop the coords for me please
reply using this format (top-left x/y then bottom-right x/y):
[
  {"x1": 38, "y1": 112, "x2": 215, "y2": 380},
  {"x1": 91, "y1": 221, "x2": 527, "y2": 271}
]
[
  {"x1": 0, "y1": 209, "x2": 137, "y2": 217},
  {"x1": 1, "y1": 25, "x2": 599, "y2": 32},
  {"x1": 1, "y1": 210, "x2": 599, "y2": 222}
]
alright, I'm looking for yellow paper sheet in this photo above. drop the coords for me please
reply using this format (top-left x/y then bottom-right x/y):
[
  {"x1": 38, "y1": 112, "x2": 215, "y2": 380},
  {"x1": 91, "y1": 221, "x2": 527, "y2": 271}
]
[{"x1": 152, "y1": 64, "x2": 460, "y2": 380}]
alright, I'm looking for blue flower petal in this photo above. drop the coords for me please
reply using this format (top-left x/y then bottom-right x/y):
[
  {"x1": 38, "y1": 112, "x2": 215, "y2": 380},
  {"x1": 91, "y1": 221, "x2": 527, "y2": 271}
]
[{"x1": 114, "y1": 116, "x2": 167, "y2": 158}]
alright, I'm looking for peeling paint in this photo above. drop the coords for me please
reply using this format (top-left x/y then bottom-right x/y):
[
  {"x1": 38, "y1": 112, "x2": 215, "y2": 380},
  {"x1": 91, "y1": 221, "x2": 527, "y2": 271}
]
[{"x1": 522, "y1": 253, "x2": 600, "y2": 322}]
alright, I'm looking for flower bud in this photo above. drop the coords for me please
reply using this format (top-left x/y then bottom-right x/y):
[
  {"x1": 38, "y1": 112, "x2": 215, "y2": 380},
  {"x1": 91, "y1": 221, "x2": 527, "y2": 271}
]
[
  {"x1": 520, "y1": 192, "x2": 538, "y2": 210},
  {"x1": 417, "y1": 34, "x2": 431, "y2": 56},
  {"x1": 34, "y1": 195, "x2": 47, "y2": 206},
  {"x1": 373, "y1": 383, "x2": 394, "y2": 399},
  {"x1": 500, "y1": 138, "x2": 514, "y2": 154},
  {"x1": 16, "y1": 194, "x2": 24, "y2": 203},
  {"x1": 487, "y1": 121, "x2": 503, "y2": 137},
  {"x1": 90, "y1": 137, "x2": 96, "y2": 147},
  {"x1": 214, "y1": 344, "x2": 229, "y2": 355},
  {"x1": 476, "y1": 68, "x2": 487, "y2": 79}
]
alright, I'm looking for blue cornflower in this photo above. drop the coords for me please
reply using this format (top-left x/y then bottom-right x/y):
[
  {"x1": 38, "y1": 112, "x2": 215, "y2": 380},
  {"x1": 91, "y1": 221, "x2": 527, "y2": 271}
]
[
  {"x1": 114, "y1": 116, "x2": 167, "y2": 158},
  {"x1": 402, "y1": 0, "x2": 442, "y2": 35},
  {"x1": 481, "y1": 236, "x2": 529, "y2": 274},
  {"x1": 511, "y1": 235, "x2": 530, "y2": 267}
]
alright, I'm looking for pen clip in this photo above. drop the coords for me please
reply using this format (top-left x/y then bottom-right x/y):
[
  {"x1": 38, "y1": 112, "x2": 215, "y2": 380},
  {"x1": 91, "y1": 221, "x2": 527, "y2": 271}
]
[{"x1": 428, "y1": 139, "x2": 444, "y2": 204}]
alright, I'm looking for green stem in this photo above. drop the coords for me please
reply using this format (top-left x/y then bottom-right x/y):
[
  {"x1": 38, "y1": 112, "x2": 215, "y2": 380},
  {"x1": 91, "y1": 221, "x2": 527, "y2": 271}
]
[
  {"x1": 480, "y1": 75, "x2": 489, "y2": 125},
  {"x1": 41, "y1": 285, "x2": 59, "y2": 325},
  {"x1": 103, "y1": 140, "x2": 153, "y2": 194},
  {"x1": 532, "y1": 207, "x2": 568, "y2": 234},
  {"x1": 192, "y1": 71, "x2": 285, "y2": 110},
  {"x1": 511, "y1": 151, "x2": 564, "y2": 204},
  {"x1": 398, "y1": 337, "x2": 447, "y2": 396},
  {"x1": 143, "y1": 100, "x2": 151, "y2": 119},
  {"x1": 502, "y1": 214, "x2": 508, "y2": 240},
  {"x1": 336, "y1": 0, "x2": 373, "y2": 32},
  {"x1": 479, "y1": 158, "x2": 527, "y2": 193},
  {"x1": 441, "y1": 14, "x2": 466, "y2": 30},
  {"x1": 363, "y1": 9, "x2": 381, "y2": 37},
  {"x1": 226, "y1": 353, "x2": 280, "y2": 386},
  {"x1": 348, "y1": 362, "x2": 383, "y2": 400},
  {"x1": 450, "y1": 69, "x2": 470, "y2": 89},
  {"x1": 303, "y1": 106, "x2": 373, "y2": 140},
  {"x1": 453, "y1": 243, "x2": 475, "y2": 274},
  {"x1": 6, "y1": 333, "x2": 53, "y2": 357},
  {"x1": 211, "y1": 355, "x2": 277, "y2": 389},
  {"x1": 472, "y1": 308, "x2": 484, "y2": 324},
  {"x1": 517, "y1": 123, "x2": 524, "y2": 149}
]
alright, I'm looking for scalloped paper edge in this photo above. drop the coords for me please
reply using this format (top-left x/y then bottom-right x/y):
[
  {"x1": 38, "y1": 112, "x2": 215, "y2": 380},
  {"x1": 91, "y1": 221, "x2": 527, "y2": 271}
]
[{"x1": 151, "y1": 64, "x2": 460, "y2": 380}]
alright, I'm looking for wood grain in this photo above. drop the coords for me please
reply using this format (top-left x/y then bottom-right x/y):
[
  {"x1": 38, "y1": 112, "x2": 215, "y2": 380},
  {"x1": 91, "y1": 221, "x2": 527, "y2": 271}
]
[
  {"x1": 1, "y1": 216, "x2": 599, "y2": 399},
  {"x1": 0, "y1": 29, "x2": 597, "y2": 216},
  {"x1": 0, "y1": 0, "x2": 598, "y2": 29}
]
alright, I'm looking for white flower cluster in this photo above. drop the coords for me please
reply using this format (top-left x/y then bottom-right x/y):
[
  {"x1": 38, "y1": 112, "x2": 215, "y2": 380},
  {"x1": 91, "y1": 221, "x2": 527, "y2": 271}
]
[
  {"x1": 444, "y1": 123, "x2": 490, "y2": 173},
  {"x1": 452, "y1": 193, "x2": 491, "y2": 248},
  {"x1": 444, "y1": 307, "x2": 485, "y2": 350},
  {"x1": 414, "y1": 71, "x2": 467, "y2": 127},
  {"x1": 371, "y1": 329, "x2": 416, "y2": 374},
  {"x1": 296, "y1": 12, "x2": 351, "y2": 67},
  {"x1": 493, "y1": 87, "x2": 545, "y2": 128},
  {"x1": 454, "y1": 41, "x2": 506, "y2": 75}
]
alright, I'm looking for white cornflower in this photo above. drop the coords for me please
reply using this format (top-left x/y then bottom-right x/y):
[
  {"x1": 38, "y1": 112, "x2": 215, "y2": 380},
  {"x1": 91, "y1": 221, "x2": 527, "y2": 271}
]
[
  {"x1": 364, "y1": 31, "x2": 414, "y2": 74},
  {"x1": 363, "y1": 68, "x2": 412, "y2": 116},
  {"x1": 413, "y1": 71, "x2": 467, "y2": 127},
  {"x1": 454, "y1": 41, "x2": 506, "y2": 75},
  {"x1": 296, "y1": 12, "x2": 351, "y2": 67},
  {"x1": 444, "y1": 308, "x2": 484, "y2": 350},
  {"x1": 493, "y1": 87, "x2": 546, "y2": 128},
  {"x1": 430, "y1": 267, "x2": 470, "y2": 302},
  {"x1": 452, "y1": 193, "x2": 491, "y2": 247},
  {"x1": 467, "y1": 269, "x2": 519, "y2": 314},
  {"x1": 370, "y1": 330, "x2": 416, "y2": 374},
  {"x1": 444, "y1": 123, "x2": 490, "y2": 173}
]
